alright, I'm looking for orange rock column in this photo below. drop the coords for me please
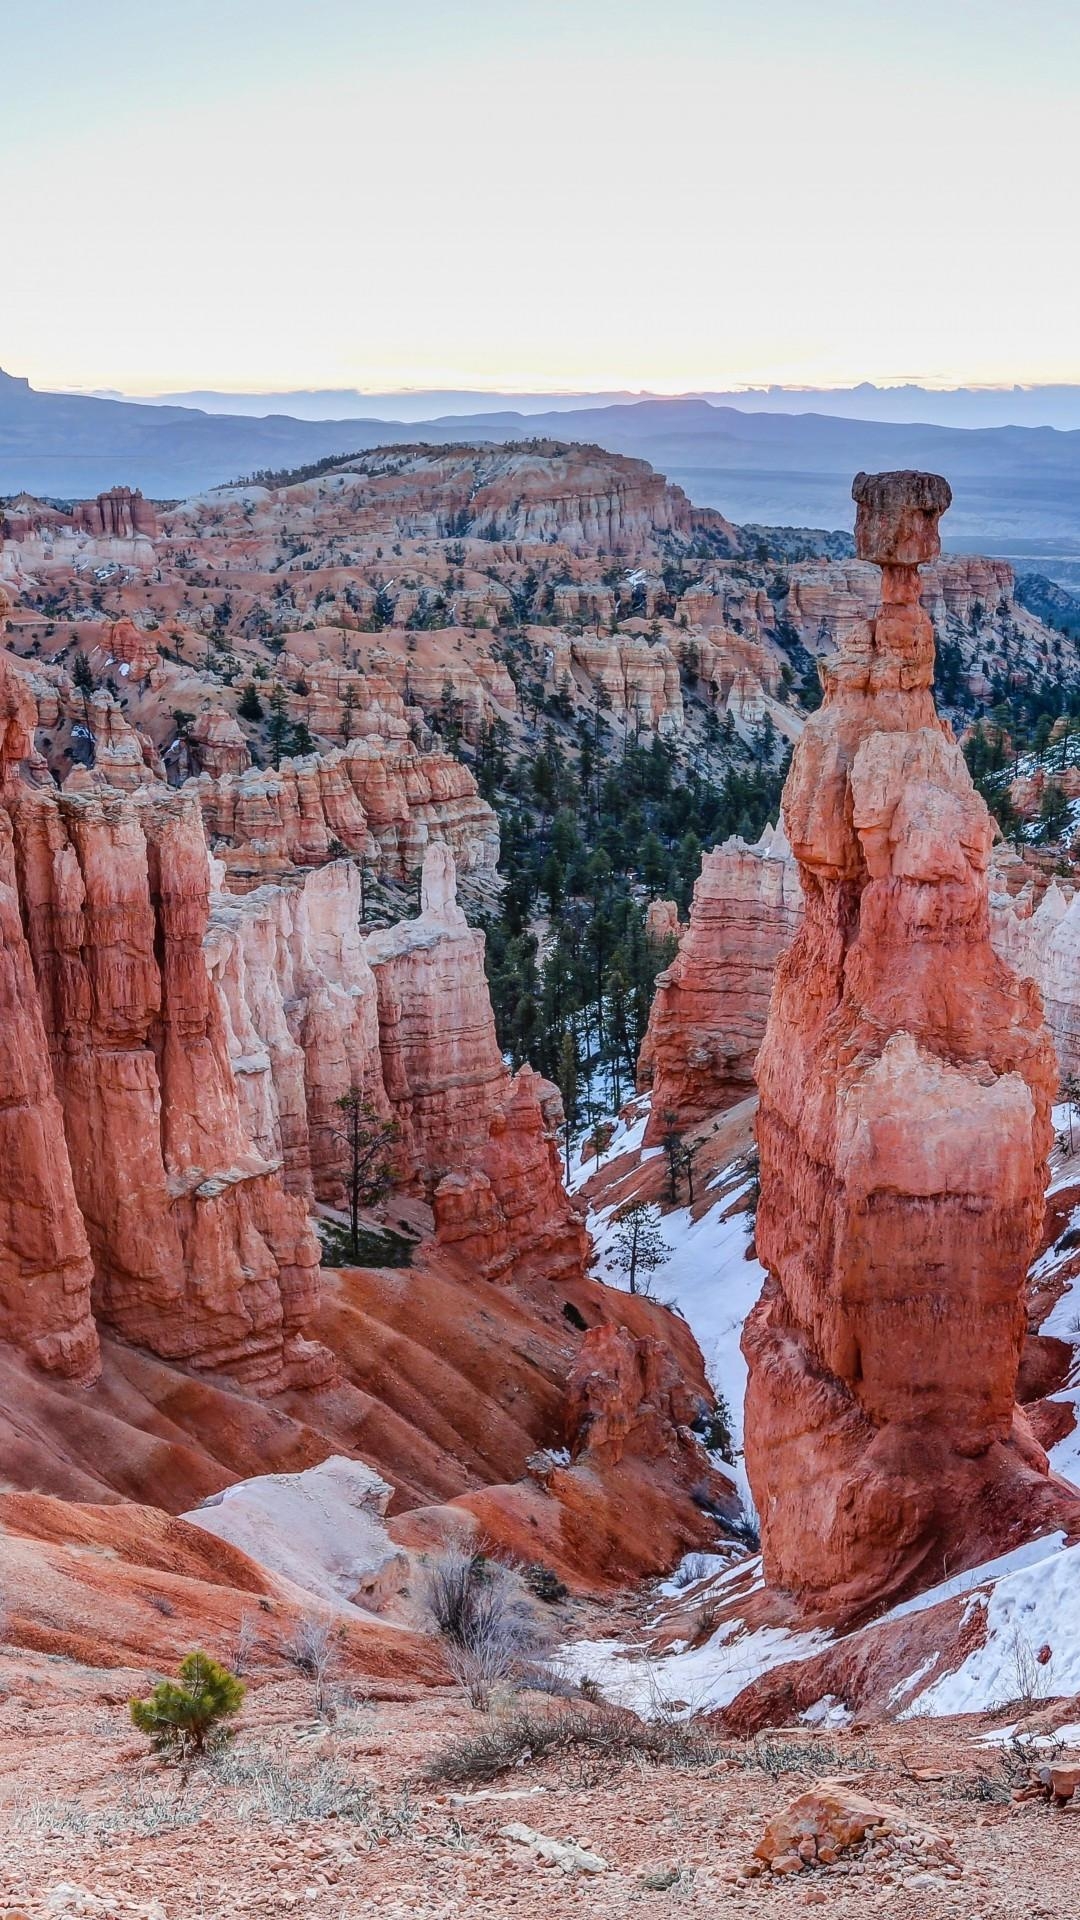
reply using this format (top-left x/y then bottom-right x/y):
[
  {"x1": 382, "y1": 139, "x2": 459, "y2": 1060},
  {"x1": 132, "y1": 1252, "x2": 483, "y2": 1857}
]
[{"x1": 744, "y1": 470, "x2": 1071, "y2": 1616}]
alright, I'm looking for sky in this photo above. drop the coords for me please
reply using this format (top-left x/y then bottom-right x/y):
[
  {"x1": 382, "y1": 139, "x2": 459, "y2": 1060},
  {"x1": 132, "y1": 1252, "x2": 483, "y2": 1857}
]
[{"x1": 5, "y1": 0, "x2": 1079, "y2": 396}]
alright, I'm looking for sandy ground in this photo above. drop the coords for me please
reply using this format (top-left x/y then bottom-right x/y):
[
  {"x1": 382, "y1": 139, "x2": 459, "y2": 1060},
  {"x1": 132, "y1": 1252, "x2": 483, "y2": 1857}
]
[{"x1": 0, "y1": 1646, "x2": 1077, "y2": 1920}]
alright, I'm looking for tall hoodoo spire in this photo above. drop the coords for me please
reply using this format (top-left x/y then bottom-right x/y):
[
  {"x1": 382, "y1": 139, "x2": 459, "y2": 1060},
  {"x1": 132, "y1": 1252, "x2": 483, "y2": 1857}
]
[{"x1": 744, "y1": 470, "x2": 1074, "y2": 1617}]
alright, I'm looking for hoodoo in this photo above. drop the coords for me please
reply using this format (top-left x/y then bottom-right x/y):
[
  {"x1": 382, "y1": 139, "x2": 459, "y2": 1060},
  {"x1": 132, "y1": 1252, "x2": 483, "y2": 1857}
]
[{"x1": 744, "y1": 470, "x2": 1078, "y2": 1617}]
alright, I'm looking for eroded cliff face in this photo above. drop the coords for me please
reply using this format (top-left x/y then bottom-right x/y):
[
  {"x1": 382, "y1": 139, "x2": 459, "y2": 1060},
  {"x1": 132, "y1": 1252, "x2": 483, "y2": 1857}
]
[
  {"x1": 639, "y1": 828, "x2": 1080, "y2": 1135},
  {"x1": 0, "y1": 758, "x2": 727, "y2": 1604},
  {"x1": 744, "y1": 470, "x2": 1075, "y2": 1619},
  {"x1": 432, "y1": 1066, "x2": 590, "y2": 1284},
  {"x1": 785, "y1": 554, "x2": 1018, "y2": 651},
  {"x1": 0, "y1": 660, "x2": 99, "y2": 1381},
  {"x1": 639, "y1": 822, "x2": 803, "y2": 1136},
  {"x1": 5, "y1": 720, "x2": 330, "y2": 1391},
  {"x1": 205, "y1": 844, "x2": 547, "y2": 1206},
  {"x1": 190, "y1": 735, "x2": 499, "y2": 890},
  {"x1": 991, "y1": 871, "x2": 1080, "y2": 1086},
  {"x1": 563, "y1": 636, "x2": 685, "y2": 736},
  {"x1": 364, "y1": 845, "x2": 511, "y2": 1179},
  {"x1": 206, "y1": 859, "x2": 388, "y2": 1206}
]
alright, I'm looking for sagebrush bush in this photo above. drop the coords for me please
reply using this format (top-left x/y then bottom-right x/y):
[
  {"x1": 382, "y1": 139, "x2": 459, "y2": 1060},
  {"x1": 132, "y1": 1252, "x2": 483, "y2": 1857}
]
[
  {"x1": 130, "y1": 1650, "x2": 245, "y2": 1756},
  {"x1": 423, "y1": 1547, "x2": 548, "y2": 1709},
  {"x1": 424, "y1": 1702, "x2": 721, "y2": 1785}
]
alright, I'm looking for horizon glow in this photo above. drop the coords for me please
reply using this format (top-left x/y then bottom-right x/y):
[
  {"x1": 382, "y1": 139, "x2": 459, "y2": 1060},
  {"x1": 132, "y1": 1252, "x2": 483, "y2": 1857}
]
[{"x1": 6, "y1": 0, "x2": 1080, "y2": 394}]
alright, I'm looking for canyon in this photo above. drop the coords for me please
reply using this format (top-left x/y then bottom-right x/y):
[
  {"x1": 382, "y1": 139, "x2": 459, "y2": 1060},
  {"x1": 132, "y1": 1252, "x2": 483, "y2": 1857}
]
[{"x1": 2, "y1": 443, "x2": 1080, "y2": 1916}]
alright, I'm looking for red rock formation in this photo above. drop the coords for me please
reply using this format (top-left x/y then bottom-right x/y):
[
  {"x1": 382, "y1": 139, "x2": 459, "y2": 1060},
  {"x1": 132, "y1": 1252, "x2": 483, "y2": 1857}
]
[
  {"x1": 73, "y1": 488, "x2": 157, "y2": 541},
  {"x1": 639, "y1": 823, "x2": 801, "y2": 1136},
  {"x1": 745, "y1": 469, "x2": 1074, "y2": 1619},
  {"x1": 266, "y1": 443, "x2": 739, "y2": 557},
  {"x1": 432, "y1": 1066, "x2": 589, "y2": 1283},
  {"x1": 564, "y1": 1323, "x2": 702, "y2": 1468},
  {"x1": 342, "y1": 736, "x2": 499, "y2": 880},
  {"x1": 191, "y1": 735, "x2": 498, "y2": 888},
  {"x1": 11, "y1": 778, "x2": 330, "y2": 1390},
  {"x1": 992, "y1": 873, "x2": 1080, "y2": 1083},
  {"x1": 188, "y1": 705, "x2": 251, "y2": 778},
  {"x1": 79, "y1": 690, "x2": 162, "y2": 790},
  {"x1": 639, "y1": 831, "x2": 1080, "y2": 1134},
  {"x1": 193, "y1": 752, "x2": 370, "y2": 881},
  {"x1": 785, "y1": 554, "x2": 1014, "y2": 650},
  {"x1": 0, "y1": 655, "x2": 99, "y2": 1380},
  {"x1": 0, "y1": 1486, "x2": 443, "y2": 1677},
  {"x1": 365, "y1": 845, "x2": 510, "y2": 1178},
  {"x1": 100, "y1": 616, "x2": 159, "y2": 679},
  {"x1": 206, "y1": 859, "x2": 388, "y2": 1205},
  {"x1": 565, "y1": 636, "x2": 684, "y2": 735}
]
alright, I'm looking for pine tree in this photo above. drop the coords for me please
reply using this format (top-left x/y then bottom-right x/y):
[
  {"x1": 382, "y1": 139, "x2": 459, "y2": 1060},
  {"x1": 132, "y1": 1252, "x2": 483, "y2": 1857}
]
[
  {"x1": 1038, "y1": 778, "x2": 1071, "y2": 845},
  {"x1": 332, "y1": 1093, "x2": 401, "y2": 1256},
  {"x1": 540, "y1": 850, "x2": 564, "y2": 917},
  {"x1": 640, "y1": 831, "x2": 669, "y2": 898},
  {"x1": 71, "y1": 652, "x2": 95, "y2": 695},
  {"x1": 611, "y1": 1201, "x2": 671, "y2": 1296},
  {"x1": 267, "y1": 683, "x2": 290, "y2": 768},
  {"x1": 237, "y1": 683, "x2": 263, "y2": 722},
  {"x1": 660, "y1": 1116, "x2": 685, "y2": 1203},
  {"x1": 556, "y1": 1029, "x2": 579, "y2": 1180}
]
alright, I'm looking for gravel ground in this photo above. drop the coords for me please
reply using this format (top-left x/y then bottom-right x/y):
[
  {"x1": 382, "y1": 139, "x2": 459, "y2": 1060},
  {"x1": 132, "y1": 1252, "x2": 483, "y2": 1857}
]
[{"x1": 0, "y1": 1657, "x2": 1076, "y2": 1920}]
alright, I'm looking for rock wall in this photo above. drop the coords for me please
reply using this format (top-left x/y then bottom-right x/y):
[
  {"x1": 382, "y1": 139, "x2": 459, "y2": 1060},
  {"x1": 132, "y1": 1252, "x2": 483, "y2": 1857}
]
[
  {"x1": 191, "y1": 736, "x2": 499, "y2": 887},
  {"x1": 991, "y1": 874, "x2": 1080, "y2": 1085},
  {"x1": 784, "y1": 554, "x2": 1016, "y2": 652},
  {"x1": 564, "y1": 636, "x2": 684, "y2": 734},
  {"x1": 206, "y1": 859, "x2": 388, "y2": 1206},
  {"x1": 73, "y1": 488, "x2": 157, "y2": 540},
  {"x1": 98, "y1": 616, "x2": 159, "y2": 679},
  {"x1": 364, "y1": 845, "x2": 511, "y2": 1178},
  {"x1": 745, "y1": 469, "x2": 1073, "y2": 1619},
  {"x1": 639, "y1": 823, "x2": 802, "y2": 1136},
  {"x1": 455, "y1": 445, "x2": 739, "y2": 554},
  {"x1": 0, "y1": 659, "x2": 100, "y2": 1380},
  {"x1": 9, "y1": 752, "x2": 330, "y2": 1391},
  {"x1": 188, "y1": 706, "x2": 251, "y2": 778},
  {"x1": 80, "y1": 690, "x2": 163, "y2": 791},
  {"x1": 206, "y1": 844, "x2": 536, "y2": 1205},
  {"x1": 642, "y1": 831, "x2": 1080, "y2": 1138},
  {"x1": 432, "y1": 1066, "x2": 589, "y2": 1284}
]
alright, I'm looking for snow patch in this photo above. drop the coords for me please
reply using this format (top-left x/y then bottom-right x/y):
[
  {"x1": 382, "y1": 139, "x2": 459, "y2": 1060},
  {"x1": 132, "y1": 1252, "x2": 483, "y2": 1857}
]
[{"x1": 901, "y1": 1534, "x2": 1080, "y2": 1718}]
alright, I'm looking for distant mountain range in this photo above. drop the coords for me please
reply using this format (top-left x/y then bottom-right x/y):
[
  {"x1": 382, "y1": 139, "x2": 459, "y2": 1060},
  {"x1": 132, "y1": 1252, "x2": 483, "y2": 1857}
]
[
  {"x1": 5, "y1": 370, "x2": 1080, "y2": 589},
  {"x1": 106, "y1": 381, "x2": 1080, "y2": 433}
]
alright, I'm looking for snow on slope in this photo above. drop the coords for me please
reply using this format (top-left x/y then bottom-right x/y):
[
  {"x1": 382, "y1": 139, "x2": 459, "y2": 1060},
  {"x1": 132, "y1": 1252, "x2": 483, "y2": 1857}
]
[
  {"x1": 576, "y1": 1097, "x2": 764, "y2": 1479},
  {"x1": 905, "y1": 1534, "x2": 1080, "y2": 1717},
  {"x1": 562, "y1": 1555, "x2": 833, "y2": 1717},
  {"x1": 567, "y1": 1527, "x2": 1080, "y2": 1724}
]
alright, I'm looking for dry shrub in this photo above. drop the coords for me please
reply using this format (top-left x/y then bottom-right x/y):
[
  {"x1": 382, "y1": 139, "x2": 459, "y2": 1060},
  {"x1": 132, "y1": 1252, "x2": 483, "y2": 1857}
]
[
  {"x1": 423, "y1": 1701, "x2": 721, "y2": 1786},
  {"x1": 285, "y1": 1615, "x2": 342, "y2": 1717},
  {"x1": 423, "y1": 1548, "x2": 550, "y2": 1710}
]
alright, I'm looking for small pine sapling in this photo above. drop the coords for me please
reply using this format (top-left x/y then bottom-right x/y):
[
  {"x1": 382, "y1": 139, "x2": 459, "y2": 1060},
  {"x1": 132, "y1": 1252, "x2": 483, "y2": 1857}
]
[{"x1": 130, "y1": 1650, "x2": 245, "y2": 1758}]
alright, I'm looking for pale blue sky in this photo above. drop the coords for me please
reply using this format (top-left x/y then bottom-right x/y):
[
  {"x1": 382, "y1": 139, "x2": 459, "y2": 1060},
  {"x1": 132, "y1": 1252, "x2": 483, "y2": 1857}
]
[{"x1": 5, "y1": 0, "x2": 1079, "y2": 392}]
